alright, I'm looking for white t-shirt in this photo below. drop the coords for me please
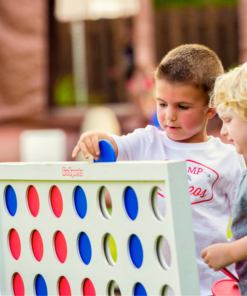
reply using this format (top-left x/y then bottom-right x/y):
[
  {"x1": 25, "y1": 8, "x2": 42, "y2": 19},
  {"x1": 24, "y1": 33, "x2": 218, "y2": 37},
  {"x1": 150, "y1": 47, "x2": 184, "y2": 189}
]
[{"x1": 111, "y1": 125, "x2": 246, "y2": 296}]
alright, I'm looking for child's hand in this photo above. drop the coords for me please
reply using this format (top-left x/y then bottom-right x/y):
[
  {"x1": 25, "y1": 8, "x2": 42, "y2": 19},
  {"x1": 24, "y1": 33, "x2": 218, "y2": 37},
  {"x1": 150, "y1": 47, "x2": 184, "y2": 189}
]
[
  {"x1": 72, "y1": 131, "x2": 118, "y2": 160},
  {"x1": 201, "y1": 243, "x2": 234, "y2": 271},
  {"x1": 72, "y1": 131, "x2": 101, "y2": 160}
]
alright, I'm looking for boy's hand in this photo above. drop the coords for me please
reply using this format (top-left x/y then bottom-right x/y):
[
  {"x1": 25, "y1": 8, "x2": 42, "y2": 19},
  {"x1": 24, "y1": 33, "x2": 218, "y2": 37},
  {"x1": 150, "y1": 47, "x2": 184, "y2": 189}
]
[
  {"x1": 72, "y1": 131, "x2": 102, "y2": 160},
  {"x1": 72, "y1": 131, "x2": 118, "y2": 160},
  {"x1": 201, "y1": 243, "x2": 234, "y2": 271}
]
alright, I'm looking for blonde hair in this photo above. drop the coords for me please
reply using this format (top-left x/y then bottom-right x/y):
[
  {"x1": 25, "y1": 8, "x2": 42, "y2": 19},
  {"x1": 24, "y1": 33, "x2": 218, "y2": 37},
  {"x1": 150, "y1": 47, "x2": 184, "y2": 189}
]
[{"x1": 211, "y1": 63, "x2": 247, "y2": 121}]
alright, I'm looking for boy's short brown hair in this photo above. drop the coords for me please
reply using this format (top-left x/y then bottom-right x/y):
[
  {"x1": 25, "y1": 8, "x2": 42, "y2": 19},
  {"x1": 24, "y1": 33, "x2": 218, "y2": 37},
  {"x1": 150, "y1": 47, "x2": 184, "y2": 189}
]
[{"x1": 155, "y1": 44, "x2": 224, "y2": 100}]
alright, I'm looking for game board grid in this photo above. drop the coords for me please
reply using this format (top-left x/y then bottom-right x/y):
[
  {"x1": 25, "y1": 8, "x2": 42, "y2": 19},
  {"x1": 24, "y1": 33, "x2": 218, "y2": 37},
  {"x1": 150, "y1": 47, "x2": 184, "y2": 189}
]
[{"x1": 0, "y1": 180, "x2": 183, "y2": 296}]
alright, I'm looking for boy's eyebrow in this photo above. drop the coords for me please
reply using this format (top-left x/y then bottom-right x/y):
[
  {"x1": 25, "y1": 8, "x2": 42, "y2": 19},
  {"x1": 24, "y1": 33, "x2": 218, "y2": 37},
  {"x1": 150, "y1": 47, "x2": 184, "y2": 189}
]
[{"x1": 156, "y1": 97, "x2": 194, "y2": 105}]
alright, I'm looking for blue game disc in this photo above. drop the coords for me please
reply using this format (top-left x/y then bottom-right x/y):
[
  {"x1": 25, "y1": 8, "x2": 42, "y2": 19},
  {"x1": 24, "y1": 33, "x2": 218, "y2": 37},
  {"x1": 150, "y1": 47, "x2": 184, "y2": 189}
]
[
  {"x1": 35, "y1": 274, "x2": 48, "y2": 296},
  {"x1": 78, "y1": 232, "x2": 92, "y2": 265},
  {"x1": 129, "y1": 235, "x2": 143, "y2": 268},
  {"x1": 134, "y1": 283, "x2": 147, "y2": 296},
  {"x1": 93, "y1": 140, "x2": 116, "y2": 163},
  {"x1": 5, "y1": 185, "x2": 17, "y2": 216},
  {"x1": 124, "y1": 187, "x2": 138, "y2": 220},
  {"x1": 74, "y1": 186, "x2": 87, "y2": 219},
  {"x1": 150, "y1": 110, "x2": 161, "y2": 130}
]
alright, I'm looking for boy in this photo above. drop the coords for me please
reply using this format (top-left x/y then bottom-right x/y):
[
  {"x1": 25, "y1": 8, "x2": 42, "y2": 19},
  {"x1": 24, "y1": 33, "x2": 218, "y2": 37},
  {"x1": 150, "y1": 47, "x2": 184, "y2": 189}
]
[
  {"x1": 72, "y1": 44, "x2": 246, "y2": 295},
  {"x1": 201, "y1": 63, "x2": 247, "y2": 295}
]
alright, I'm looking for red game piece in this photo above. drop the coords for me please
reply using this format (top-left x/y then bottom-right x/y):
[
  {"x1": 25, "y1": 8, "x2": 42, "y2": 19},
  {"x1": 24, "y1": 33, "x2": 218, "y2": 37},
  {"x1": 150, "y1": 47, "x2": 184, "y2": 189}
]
[
  {"x1": 13, "y1": 273, "x2": 25, "y2": 296},
  {"x1": 32, "y1": 230, "x2": 44, "y2": 261},
  {"x1": 28, "y1": 186, "x2": 40, "y2": 217},
  {"x1": 212, "y1": 279, "x2": 240, "y2": 296},
  {"x1": 221, "y1": 267, "x2": 239, "y2": 282},
  {"x1": 59, "y1": 277, "x2": 71, "y2": 296},
  {"x1": 55, "y1": 231, "x2": 67, "y2": 263},
  {"x1": 9, "y1": 229, "x2": 21, "y2": 260},
  {"x1": 83, "y1": 278, "x2": 96, "y2": 296},
  {"x1": 50, "y1": 186, "x2": 63, "y2": 218},
  {"x1": 212, "y1": 268, "x2": 240, "y2": 296}
]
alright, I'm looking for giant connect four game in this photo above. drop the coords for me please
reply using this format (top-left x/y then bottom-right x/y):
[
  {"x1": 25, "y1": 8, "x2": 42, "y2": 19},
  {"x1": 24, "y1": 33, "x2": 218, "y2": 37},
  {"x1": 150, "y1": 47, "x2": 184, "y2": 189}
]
[{"x1": 0, "y1": 142, "x2": 200, "y2": 295}]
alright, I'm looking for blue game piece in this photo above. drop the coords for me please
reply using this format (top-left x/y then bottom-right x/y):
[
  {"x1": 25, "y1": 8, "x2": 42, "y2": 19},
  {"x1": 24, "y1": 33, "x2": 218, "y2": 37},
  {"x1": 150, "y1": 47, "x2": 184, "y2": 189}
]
[
  {"x1": 35, "y1": 274, "x2": 48, "y2": 296},
  {"x1": 150, "y1": 110, "x2": 162, "y2": 130},
  {"x1": 93, "y1": 140, "x2": 116, "y2": 163},
  {"x1": 74, "y1": 186, "x2": 87, "y2": 219},
  {"x1": 5, "y1": 185, "x2": 17, "y2": 216},
  {"x1": 78, "y1": 232, "x2": 92, "y2": 265},
  {"x1": 134, "y1": 283, "x2": 147, "y2": 296},
  {"x1": 124, "y1": 187, "x2": 138, "y2": 220},
  {"x1": 129, "y1": 235, "x2": 143, "y2": 268}
]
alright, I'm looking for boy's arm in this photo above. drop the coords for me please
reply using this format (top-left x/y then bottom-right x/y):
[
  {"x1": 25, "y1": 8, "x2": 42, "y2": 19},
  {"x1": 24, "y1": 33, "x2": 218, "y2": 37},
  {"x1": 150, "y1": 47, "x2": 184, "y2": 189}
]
[
  {"x1": 201, "y1": 236, "x2": 247, "y2": 271},
  {"x1": 72, "y1": 131, "x2": 118, "y2": 161}
]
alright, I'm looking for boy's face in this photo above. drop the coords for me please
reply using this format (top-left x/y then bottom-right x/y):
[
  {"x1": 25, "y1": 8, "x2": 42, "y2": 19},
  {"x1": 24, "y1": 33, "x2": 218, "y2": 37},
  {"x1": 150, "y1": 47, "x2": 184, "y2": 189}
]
[
  {"x1": 156, "y1": 79, "x2": 216, "y2": 143},
  {"x1": 219, "y1": 108, "x2": 247, "y2": 154}
]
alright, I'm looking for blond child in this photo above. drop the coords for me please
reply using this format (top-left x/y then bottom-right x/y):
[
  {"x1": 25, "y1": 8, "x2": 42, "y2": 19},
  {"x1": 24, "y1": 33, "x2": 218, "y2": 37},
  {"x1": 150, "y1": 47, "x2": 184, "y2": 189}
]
[
  {"x1": 201, "y1": 63, "x2": 247, "y2": 295},
  {"x1": 72, "y1": 44, "x2": 246, "y2": 296}
]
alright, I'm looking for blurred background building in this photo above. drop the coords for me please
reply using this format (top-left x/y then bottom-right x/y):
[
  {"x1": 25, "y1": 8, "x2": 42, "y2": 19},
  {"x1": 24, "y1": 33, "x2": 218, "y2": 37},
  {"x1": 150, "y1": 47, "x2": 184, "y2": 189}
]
[{"x1": 0, "y1": 0, "x2": 246, "y2": 162}]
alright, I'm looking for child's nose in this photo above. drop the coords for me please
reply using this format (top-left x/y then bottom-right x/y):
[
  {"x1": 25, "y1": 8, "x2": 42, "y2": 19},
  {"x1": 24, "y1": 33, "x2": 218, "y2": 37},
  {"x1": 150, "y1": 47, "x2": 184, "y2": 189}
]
[
  {"x1": 220, "y1": 125, "x2": 228, "y2": 137},
  {"x1": 166, "y1": 106, "x2": 177, "y2": 121}
]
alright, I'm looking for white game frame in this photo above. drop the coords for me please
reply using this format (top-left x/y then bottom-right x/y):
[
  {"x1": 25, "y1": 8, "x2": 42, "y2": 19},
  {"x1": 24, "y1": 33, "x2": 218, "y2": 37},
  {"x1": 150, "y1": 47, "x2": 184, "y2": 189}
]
[{"x1": 0, "y1": 161, "x2": 200, "y2": 296}]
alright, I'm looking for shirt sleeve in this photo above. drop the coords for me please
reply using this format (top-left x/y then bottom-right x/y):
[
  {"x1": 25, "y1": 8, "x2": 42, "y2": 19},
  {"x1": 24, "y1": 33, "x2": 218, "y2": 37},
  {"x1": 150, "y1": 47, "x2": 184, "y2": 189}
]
[
  {"x1": 110, "y1": 126, "x2": 159, "y2": 161},
  {"x1": 239, "y1": 154, "x2": 247, "y2": 171},
  {"x1": 227, "y1": 153, "x2": 246, "y2": 215}
]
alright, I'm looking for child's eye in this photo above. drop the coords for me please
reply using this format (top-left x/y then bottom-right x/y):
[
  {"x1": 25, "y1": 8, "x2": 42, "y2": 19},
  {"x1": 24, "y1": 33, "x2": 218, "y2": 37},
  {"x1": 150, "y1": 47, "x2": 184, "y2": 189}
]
[
  {"x1": 159, "y1": 103, "x2": 167, "y2": 107},
  {"x1": 178, "y1": 105, "x2": 189, "y2": 110}
]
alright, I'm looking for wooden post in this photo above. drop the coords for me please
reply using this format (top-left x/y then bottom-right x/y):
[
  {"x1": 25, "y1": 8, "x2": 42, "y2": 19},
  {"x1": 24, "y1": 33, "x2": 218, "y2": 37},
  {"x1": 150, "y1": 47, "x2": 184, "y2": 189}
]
[
  {"x1": 70, "y1": 21, "x2": 88, "y2": 104},
  {"x1": 238, "y1": 0, "x2": 247, "y2": 63},
  {"x1": 133, "y1": 0, "x2": 156, "y2": 76},
  {"x1": 111, "y1": 18, "x2": 125, "y2": 102}
]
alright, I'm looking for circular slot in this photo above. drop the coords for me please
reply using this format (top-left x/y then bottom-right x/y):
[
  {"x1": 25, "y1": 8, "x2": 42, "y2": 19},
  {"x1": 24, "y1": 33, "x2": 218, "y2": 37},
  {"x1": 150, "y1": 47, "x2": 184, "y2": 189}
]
[
  {"x1": 99, "y1": 187, "x2": 112, "y2": 219},
  {"x1": 58, "y1": 277, "x2": 71, "y2": 296},
  {"x1": 161, "y1": 285, "x2": 175, "y2": 296},
  {"x1": 103, "y1": 233, "x2": 117, "y2": 266},
  {"x1": 9, "y1": 229, "x2": 21, "y2": 260},
  {"x1": 35, "y1": 275, "x2": 48, "y2": 296},
  {"x1": 128, "y1": 235, "x2": 143, "y2": 268},
  {"x1": 5, "y1": 185, "x2": 17, "y2": 216},
  {"x1": 27, "y1": 186, "x2": 40, "y2": 217},
  {"x1": 78, "y1": 232, "x2": 92, "y2": 265},
  {"x1": 151, "y1": 187, "x2": 166, "y2": 221},
  {"x1": 12, "y1": 273, "x2": 25, "y2": 296},
  {"x1": 54, "y1": 231, "x2": 67, "y2": 263},
  {"x1": 83, "y1": 278, "x2": 96, "y2": 296},
  {"x1": 74, "y1": 186, "x2": 87, "y2": 219},
  {"x1": 156, "y1": 236, "x2": 171, "y2": 270},
  {"x1": 50, "y1": 186, "x2": 63, "y2": 218},
  {"x1": 134, "y1": 283, "x2": 147, "y2": 296},
  {"x1": 108, "y1": 281, "x2": 121, "y2": 296},
  {"x1": 124, "y1": 187, "x2": 138, "y2": 220},
  {"x1": 31, "y1": 230, "x2": 44, "y2": 262}
]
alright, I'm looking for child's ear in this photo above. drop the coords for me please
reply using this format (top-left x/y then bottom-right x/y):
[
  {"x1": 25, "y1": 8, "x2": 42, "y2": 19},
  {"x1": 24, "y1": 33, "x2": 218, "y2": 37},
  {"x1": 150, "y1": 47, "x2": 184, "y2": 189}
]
[{"x1": 205, "y1": 107, "x2": 217, "y2": 119}]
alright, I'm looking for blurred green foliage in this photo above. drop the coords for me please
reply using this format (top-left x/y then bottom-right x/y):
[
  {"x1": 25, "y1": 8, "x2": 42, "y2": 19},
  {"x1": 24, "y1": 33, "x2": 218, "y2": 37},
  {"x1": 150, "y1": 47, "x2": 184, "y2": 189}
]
[
  {"x1": 109, "y1": 235, "x2": 117, "y2": 262},
  {"x1": 153, "y1": 0, "x2": 238, "y2": 10},
  {"x1": 54, "y1": 74, "x2": 105, "y2": 106},
  {"x1": 107, "y1": 208, "x2": 117, "y2": 262},
  {"x1": 54, "y1": 74, "x2": 75, "y2": 106},
  {"x1": 229, "y1": 62, "x2": 240, "y2": 70}
]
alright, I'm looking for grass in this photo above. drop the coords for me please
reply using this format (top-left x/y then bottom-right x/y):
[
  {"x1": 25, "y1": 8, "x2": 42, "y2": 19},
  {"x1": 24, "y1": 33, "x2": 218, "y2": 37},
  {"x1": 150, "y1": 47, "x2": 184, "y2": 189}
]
[
  {"x1": 107, "y1": 208, "x2": 118, "y2": 262},
  {"x1": 107, "y1": 209, "x2": 232, "y2": 260},
  {"x1": 153, "y1": 0, "x2": 238, "y2": 10}
]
